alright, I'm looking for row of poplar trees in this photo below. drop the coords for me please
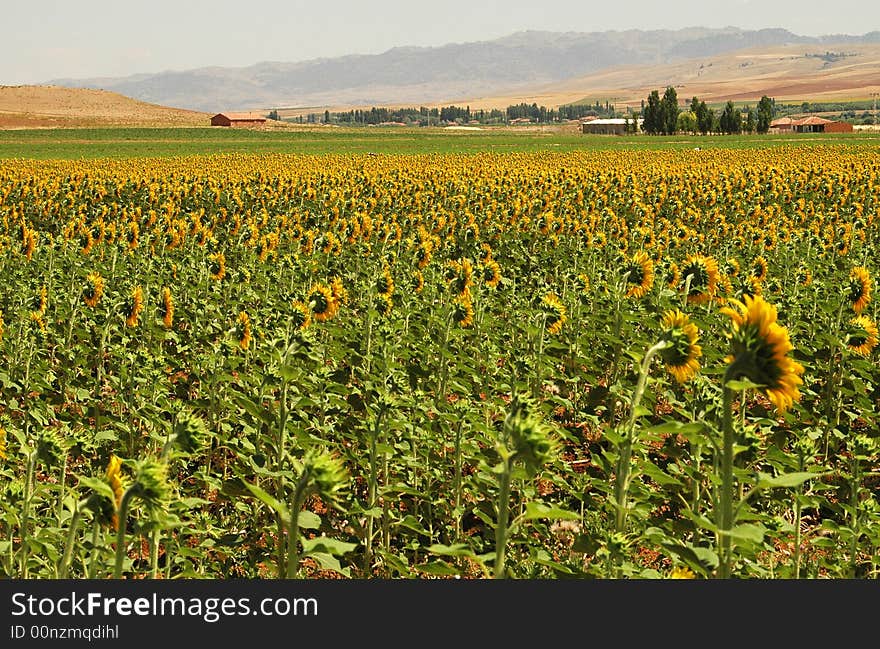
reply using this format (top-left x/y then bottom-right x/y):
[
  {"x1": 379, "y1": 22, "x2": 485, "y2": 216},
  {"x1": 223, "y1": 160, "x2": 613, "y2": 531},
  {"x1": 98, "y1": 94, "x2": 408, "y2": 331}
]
[{"x1": 641, "y1": 86, "x2": 774, "y2": 135}]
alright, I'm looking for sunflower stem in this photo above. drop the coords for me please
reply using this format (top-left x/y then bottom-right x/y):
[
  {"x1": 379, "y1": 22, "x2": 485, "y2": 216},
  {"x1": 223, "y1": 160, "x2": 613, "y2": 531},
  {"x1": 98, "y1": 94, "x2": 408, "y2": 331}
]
[
  {"x1": 113, "y1": 488, "x2": 135, "y2": 579},
  {"x1": 719, "y1": 365, "x2": 737, "y2": 579},
  {"x1": 614, "y1": 340, "x2": 666, "y2": 536}
]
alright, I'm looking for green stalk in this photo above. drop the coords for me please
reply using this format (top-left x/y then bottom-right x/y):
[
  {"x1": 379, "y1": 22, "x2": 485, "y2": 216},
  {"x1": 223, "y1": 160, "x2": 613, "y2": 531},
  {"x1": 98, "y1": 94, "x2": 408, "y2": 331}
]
[
  {"x1": 614, "y1": 341, "x2": 666, "y2": 534},
  {"x1": 19, "y1": 451, "x2": 35, "y2": 578},
  {"x1": 719, "y1": 365, "x2": 737, "y2": 579},
  {"x1": 793, "y1": 445, "x2": 804, "y2": 579},
  {"x1": 113, "y1": 488, "x2": 135, "y2": 579},
  {"x1": 849, "y1": 452, "x2": 861, "y2": 578},
  {"x1": 494, "y1": 456, "x2": 513, "y2": 579},
  {"x1": 285, "y1": 476, "x2": 310, "y2": 579},
  {"x1": 150, "y1": 529, "x2": 160, "y2": 579},
  {"x1": 59, "y1": 502, "x2": 85, "y2": 578}
]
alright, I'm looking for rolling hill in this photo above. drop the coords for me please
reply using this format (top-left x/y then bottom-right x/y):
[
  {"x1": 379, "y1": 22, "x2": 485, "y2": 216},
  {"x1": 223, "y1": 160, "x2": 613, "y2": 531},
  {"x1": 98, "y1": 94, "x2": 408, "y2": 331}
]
[
  {"x1": 46, "y1": 27, "x2": 880, "y2": 113},
  {"x1": 0, "y1": 85, "x2": 210, "y2": 129}
]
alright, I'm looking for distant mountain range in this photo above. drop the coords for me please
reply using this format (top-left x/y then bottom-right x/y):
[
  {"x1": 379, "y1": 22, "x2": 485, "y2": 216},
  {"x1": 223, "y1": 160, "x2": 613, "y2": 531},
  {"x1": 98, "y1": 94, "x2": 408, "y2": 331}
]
[{"x1": 47, "y1": 27, "x2": 880, "y2": 112}]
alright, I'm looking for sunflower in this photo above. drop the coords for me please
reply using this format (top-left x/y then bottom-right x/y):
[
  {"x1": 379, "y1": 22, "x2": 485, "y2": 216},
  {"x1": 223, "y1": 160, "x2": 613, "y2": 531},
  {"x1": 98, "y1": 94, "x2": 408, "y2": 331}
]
[
  {"x1": 105, "y1": 455, "x2": 124, "y2": 531},
  {"x1": 796, "y1": 266, "x2": 812, "y2": 287},
  {"x1": 236, "y1": 311, "x2": 252, "y2": 350},
  {"x1": 209, "y1": 252, "x2": 226, "y2": 282},
  {"x1": 720, "y1": 295, "x2": 804, "y2": 413},
  {"x1": 376, "y1": 263, "x2": 394, "y2": 297},
  {"x1": 483, "y1": 259, "x2": 502, "y2": 289},
  {"x1": 668, "y1": 566, "x2": 696, "y2": 579},
  {"x1": 23, "y1": 228, "x2": 36, "y2": 261},
  {"x1": 124, "y1": 286, "x2": 144, "y2": 327},
  {"x1": 29, "y1": 310, "x2": 46, "y2": 335},
  {"x1": 541, "y1": 293, "x2": 567, "y2": 335},
  {"x1": 291, "y1": 300, "x2": 312, "y2": 331},
  {"x1": 126, "y1": 221, "x2": 139, "y2": 250},
  {"x1": 412, "y1": 269, "x2": 424, "y2": 293},
  {"x1": 723, "y1": 258, "x2": 740, "y2": 278},
  {"x1": 622, "y1": 251, "x2": 654, "y2": 298},
  {"x1": 658, "y1": 310, "x2": 702, "y2": 383},
  {"x1": 846, "y1": 316, "x2": 878, "y2": 357},
  {"x1": 751, "y1": 255, "x2": 769, "y2": 283},
  {"x1": 446, "y1": 258, "x2": 473, "y2": 297},
  {"x1": 376, "y1": 292, "x2": 394, "y2": 317},
  {"x1": 664, "y1": 261, "x2": 680, "y2": 290},
  {"x1": 159, "y1": 287, "x2": 174, "y2": 329},
  {"x1": 575, "y1": 273, "x2": 590, "y2": 294},
  {"x1": 848, "y1": 267, "x2": 872, "y2": 314},
  {"x1": 308, "y1": 284, "x2": 337, "y2": 322},
  {"x1": 34, "y1": 285, "x2": 47, "y2": 315},
  {"x1": 330, "y1": 277, "x2": 347, "y2": 306},
  {"x1": 452, "y1": 293, "x2": 474, "y2": 328},
  {"x1": 0, "y1": 426, "x2": 6, "y2": 461},
  {"x1": 82, "y1": 272, "x2": 104, "y2": 308},
  {"x1": 679, "y1": 255, "x2": 720, "y2": 305}
]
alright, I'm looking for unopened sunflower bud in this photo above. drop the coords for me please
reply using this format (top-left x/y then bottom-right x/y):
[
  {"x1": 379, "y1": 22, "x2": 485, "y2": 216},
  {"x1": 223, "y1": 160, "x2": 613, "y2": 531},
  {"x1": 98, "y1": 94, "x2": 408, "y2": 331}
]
[{"x1": 130, "y1": 459, "x2": 171, "y2": 509}]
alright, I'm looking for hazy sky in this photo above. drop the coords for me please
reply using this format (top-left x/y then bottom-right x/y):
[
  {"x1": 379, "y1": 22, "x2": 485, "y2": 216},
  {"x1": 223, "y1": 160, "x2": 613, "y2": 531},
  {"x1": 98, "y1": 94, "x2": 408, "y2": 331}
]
[{"x1": 2, "y1": 0, "x2": 878, "y2": 84}]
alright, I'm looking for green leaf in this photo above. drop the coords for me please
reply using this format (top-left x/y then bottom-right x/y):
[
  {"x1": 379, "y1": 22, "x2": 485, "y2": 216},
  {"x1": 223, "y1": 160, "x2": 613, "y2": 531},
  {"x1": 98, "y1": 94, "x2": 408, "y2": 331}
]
[
  {"x1": 301, "y1": 536, "x2": 358, "y2": 556},
  {"x1": 756, "y1": 472, "x2": 819, "y2": 489},
  {"x1": 77, "y1": 475, "x2": 115, "y2": 502},
  {"x1": 644, "y1": 421, "x2": 706, "y2": 435},
  {"x1": 414, "y1": 561, "x2": 461, "y2": 576},
  {"x1": 297, "y1": 510, "x2": 321, "y2": 530},
  {"x1": 728, "y1": 523, "x2": 765, "y2": 544},
  {"x1": 304, "y1": 551, "x2": 350, "y2": 577},
  {"x1": 520, "y1": 502, "x2": 580, "y2": 522},
  {"x1": 241, "y1": 481, "x2": 289, "y2": 523},
  {"x1": 725, "y1": 378, "x2": 763, "y2": 391},
  {"x1": 428, "y1": 543, "x2": 479, "y2": 558}
]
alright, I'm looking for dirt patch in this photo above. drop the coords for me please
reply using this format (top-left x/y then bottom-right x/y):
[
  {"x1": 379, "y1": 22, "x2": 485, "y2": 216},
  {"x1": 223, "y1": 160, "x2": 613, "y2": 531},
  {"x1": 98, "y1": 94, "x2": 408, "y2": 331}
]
[{"x1": 0, "y1": 85, "x2": 211, "y2": 129}]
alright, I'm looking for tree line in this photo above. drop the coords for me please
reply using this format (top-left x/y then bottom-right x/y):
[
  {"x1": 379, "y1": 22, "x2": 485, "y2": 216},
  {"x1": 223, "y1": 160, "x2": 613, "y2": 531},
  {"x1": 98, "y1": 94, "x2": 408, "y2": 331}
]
[
  {"x1": 640, "y1": 86, "x2": 775, "y2": 135},
  {"x1": 273, "y1": 100, "x2": 617, "y2": 127}
]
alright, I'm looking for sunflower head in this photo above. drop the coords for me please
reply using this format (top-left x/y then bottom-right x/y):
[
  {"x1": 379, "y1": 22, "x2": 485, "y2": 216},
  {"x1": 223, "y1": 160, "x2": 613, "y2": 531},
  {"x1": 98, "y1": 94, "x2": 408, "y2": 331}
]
[
  {"x1": 124, "y1": 286, "x2": 144, "y2": 327},
  {"x1": 723, "y1": 258, "x2": 740, "y2": 278},
  {"x1": 447, "y1": 258, "x2": 473, "y2": 296},
  {"x1": 679, "y1": 255, "x2": 719, "y2": 304},
  {"x1": 82, "y1": 272, "x2": 104, "y2": 308},
  {"x1": 846, "y1": 316, "x2": 878, "y2": 357},
  {"x1": 796, "y1": 266, "x2": 812, "y2": 287},
  {"x1": 502, "y1": 394, "x2": 560, "y2": 476},
  {"x1": 291, "y1": 300, "x2": 312, "y2": 331},
  {"x1": 848, "y1": 267, "x2": 872, "y2": 314},
  {"x1": 376, "y1": 292, "x2": 394, "y2": 317},
  {"x1": 720, "y1": 295, "x2": 804, "y2": 413},
  {"x1": 330, "y1": 277, "x2": 347, "y2": 306},
  {"x1": 622, "y1": 251, "x2": 654, "y2": 298},
  {"x1": 235, "y1": 311, "x2": 252, "y2": 350},
  {"x1": 483, "y1": 259, "x2": 502, "y2": 289},
  {"x1": 376, "y1": 263, "x2": 394, "y2": 296},
  {"x1": 104, "y1": 454, "x2": 125, "y2": 530},
  {"x1": 541, "y1": 292, "x2": 567, "y2": 335},
  {"x1": 452, "y1": 293, "x2": 474, "y2": 328},
  {"x1": 209, "y1": 252, "x2": 226, "y2": 281},
  {"x1": 412, "y1": 269, "x2": 425, "y2": 293},
  {"x1": 664, "y1": 261, "x2": 680, "y2": 290},
  {"x1": 130, "y1": 458, "x2": 171, "y2": 510},
  {"x1": 302, "y1": 450, "x2": 348, "y2": 507},
  {"x1": 308, "y1": 284, "x2": 337, "y2": 322},
  {"x1": 751, "y1": 255, "x2": 769, "y2": 282},
  {"x1": 658, "y1": 310, "x2": 702, "y2": 383},
  {"x1": 668, "y1": 566, "x2": 696, "y2": 579},
  {"x1": 159, "y1": 287, "x2": 174, "y2": 329}
]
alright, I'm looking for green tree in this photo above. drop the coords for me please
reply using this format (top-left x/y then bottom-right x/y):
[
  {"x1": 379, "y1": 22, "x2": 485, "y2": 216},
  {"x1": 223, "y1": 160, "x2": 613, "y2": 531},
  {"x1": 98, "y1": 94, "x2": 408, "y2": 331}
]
[
  {"x1": 661, "y1": 86, "x2": 680, "y2": 134},
  {"x1": 719, "y1": 101, "x2": 742, "y2": 134},
  {"x1": 756, "y1": 95, "x2": 773, "y2": 134},
  {"x1": 642, "y1": 90, "x2": 662, "y2": 134},
  {"x1": 744, "y1": 107, "x2": 756, "y2": 134},
  {"x1": 677, "y1": 111, "x2": 697, "y2": 134}
]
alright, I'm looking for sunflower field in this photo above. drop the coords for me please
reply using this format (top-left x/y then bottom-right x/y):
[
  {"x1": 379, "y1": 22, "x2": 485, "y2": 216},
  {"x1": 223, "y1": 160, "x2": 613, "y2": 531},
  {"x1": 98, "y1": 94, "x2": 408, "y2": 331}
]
[{"x1": 0, "y1": 145, "x2": 878, "y2": 580}]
